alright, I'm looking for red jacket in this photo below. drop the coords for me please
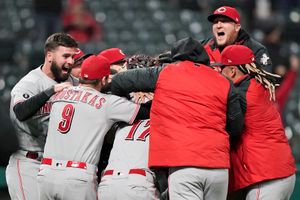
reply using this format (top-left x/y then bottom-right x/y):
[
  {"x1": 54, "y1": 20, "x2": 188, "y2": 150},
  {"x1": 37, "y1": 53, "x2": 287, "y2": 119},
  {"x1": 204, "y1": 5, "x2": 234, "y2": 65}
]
[
  {"x1": 202, "y1": 29, "x2": 273, "y2": 72},
  {"x1": 276, "y1": 70, "x2": 298, "y2": 113},
  {"x1": 149, "y1": 61, "x2": 232, "y2": 168},
  {"x1": 229, "y1": 76, "x2": 296, "y2": 192}
]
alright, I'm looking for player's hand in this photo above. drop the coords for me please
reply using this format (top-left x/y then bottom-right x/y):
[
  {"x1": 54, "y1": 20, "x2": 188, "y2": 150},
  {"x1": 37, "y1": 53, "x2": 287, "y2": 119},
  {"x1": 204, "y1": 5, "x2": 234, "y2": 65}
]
[
  {"x1": 130, "y1": 92, "x2": 154, "y2": 103},
  {"x1": 143, "y1": 92, "x2": 154, "y2": 101},
  {"x1": 54, "y1": 82, "x2": 72, "y2": 93},
  {"x1": 290, "y1": 54, "x2": 299, "y2": 71}
]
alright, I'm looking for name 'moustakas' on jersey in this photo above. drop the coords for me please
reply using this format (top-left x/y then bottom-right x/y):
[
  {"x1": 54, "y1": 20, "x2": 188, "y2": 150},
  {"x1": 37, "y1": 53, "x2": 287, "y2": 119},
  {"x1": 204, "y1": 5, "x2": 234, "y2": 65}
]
[{"x1": 43, "y1": 86, "x2": 140, "y2": 166}]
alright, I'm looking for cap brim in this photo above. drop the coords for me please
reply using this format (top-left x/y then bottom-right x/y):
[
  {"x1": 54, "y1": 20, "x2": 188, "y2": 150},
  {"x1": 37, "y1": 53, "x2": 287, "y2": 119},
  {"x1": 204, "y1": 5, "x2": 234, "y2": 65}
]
[
  {"x1": 111, "y1": 58, "x2": 127, "y2": 65},
  {"x1": 210, "y1": 62, "x2": 225, "y2": 67},
  {"x1": 207, "y1": 14, "x2": 236, "y2": 23},
  {"x1": 75, "y1": 53, "x2": 93, "y2": 63}
]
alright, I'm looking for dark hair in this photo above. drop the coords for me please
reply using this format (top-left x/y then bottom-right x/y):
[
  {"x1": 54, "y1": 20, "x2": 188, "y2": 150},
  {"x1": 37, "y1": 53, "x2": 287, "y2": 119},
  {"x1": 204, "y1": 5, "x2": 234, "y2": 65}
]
[
  {"x1": 111, "y1": 59, "x2": 126, "y2": 65},
  {"x1": 237, "y1": 63, "x2": 280, "y2": 101},
  {"x1": 79, "y1": 78, "x2": 100, "y2": 85},
  {"x1": 127, "y1": 54, "x2": 162, "y2": 69},
  {"x1": 44, "y1": 32, "x2": 78, "y2": 54}
]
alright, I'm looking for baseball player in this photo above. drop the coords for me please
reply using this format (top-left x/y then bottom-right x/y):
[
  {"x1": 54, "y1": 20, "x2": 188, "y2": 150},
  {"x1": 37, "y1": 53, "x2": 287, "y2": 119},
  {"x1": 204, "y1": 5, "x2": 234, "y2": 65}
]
[
  {"x1": 6, "y1": 33, "x2": 78, "y2": 200},
  {"x1": 71, "y1": 48, "x2": 93, "y2": 78},
  {"x1": 98, "y1": 47, "x2": 127, "y2": 73},
  {"x1": 97, "y1": 56, "x2": 162, "y2": 200},
  {"x1": 202, "y1": 6, "x2": 273, "y2": 72},
  {"x1": 37, "y1": 55, "x2": 149, "y2": 200},
  {"x1": 218, "y1": 45, "x2": 296, "y2": 200},
  {"x1": 98, "y1": 116, "x2": 160, "y2": 200},
  {"x1": 110, "y1": 38, "x2": 244, "y2": 200},
  {"x1": 97, "y1": 54, "x2": 160, "y2": 179}
]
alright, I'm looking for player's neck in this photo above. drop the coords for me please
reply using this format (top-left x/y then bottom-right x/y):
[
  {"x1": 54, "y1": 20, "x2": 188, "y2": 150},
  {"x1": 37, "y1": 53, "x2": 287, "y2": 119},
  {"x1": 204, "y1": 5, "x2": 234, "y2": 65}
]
[
  {"x1": 80, "y1": 83, "x2": 101, "y2": 92},
  {"x1": 41, "y1": 62, "x2": 55, "y2": 80}
]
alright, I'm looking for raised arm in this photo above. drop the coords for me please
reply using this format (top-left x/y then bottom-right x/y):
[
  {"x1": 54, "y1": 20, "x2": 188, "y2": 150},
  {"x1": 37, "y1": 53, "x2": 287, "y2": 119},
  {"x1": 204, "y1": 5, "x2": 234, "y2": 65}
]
[
  {"x1": 111, "y1": 66, "x2": 163, "y2": 97},
  {"x1": 226, "y1": 81, "x2": 245, "y2": 136},
  {"x1": 13, "y1": 82, "x2": 71, "y2": 121}
]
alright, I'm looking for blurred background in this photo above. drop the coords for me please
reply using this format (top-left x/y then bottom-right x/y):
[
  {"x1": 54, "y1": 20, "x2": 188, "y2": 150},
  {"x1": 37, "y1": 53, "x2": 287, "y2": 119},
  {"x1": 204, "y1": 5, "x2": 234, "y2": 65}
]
[{"x1": 0, "y1": 0, "x2": 300, "y2": 199}]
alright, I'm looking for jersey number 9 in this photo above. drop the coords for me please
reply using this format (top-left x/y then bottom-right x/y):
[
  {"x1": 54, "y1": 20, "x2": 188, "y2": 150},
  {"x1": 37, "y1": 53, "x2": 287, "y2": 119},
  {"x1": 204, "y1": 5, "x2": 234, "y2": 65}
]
[{"x1": 57, "y1": 104, "x2": 75, "y2": 134}]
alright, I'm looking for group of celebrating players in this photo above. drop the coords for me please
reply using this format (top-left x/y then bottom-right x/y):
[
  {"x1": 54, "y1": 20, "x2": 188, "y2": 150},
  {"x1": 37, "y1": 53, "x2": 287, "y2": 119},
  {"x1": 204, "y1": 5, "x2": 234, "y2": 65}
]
[{"x1": 5, "y1": 5, "x2": 296, "y2": 200}]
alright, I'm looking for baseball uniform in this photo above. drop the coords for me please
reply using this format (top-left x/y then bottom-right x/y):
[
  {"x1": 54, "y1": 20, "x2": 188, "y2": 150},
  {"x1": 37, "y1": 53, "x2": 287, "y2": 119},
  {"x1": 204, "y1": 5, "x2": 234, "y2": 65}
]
[
  {"x1": 6, "y1": 66, "x2": 77, "y2": 200},
  {"x1": 37, "y1": 86, "x2": 140, "y2": 200},
  {"x1": 98, "y1": 119, "x2": 160, "y2": 200}
]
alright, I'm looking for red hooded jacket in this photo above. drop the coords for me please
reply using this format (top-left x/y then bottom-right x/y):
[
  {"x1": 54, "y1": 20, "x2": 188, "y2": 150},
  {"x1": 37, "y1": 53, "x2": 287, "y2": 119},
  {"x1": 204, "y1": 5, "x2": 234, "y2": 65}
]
[
  {"x1": 149, "y1": 61, "x2": 235, "y2": 168},
  {"x1": 229, "y1": 75, "x2": 296, "y2": 192}
]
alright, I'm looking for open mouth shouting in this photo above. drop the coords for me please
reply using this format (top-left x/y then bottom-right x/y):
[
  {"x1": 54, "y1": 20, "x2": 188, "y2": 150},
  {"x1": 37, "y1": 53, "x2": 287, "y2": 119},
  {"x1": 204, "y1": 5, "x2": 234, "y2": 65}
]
[
  {"x1": 216, "y1": 31, "x2": 225, "y2": 41},
  {"x1": 61, "y1": 65, "x2": 71, "y2": 74}
]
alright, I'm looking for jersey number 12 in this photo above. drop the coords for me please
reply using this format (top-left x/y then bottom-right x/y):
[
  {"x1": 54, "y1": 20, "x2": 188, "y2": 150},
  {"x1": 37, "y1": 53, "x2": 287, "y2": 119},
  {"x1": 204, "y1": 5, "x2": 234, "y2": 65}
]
[{"x1": 125, "y1": 120, "x2": 150, "y2": 141}]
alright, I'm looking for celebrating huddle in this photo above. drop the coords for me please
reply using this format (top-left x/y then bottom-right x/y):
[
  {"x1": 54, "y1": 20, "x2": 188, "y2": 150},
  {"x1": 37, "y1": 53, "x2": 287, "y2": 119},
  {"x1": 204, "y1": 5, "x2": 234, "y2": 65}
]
[{"x1": 6, "y1": 5, "x2": 296, "y2": 200}]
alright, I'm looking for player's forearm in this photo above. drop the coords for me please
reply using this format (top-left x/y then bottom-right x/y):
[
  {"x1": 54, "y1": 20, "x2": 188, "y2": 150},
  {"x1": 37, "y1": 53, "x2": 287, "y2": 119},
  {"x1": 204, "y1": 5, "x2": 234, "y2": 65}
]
[
  {"x1": 111, "y1": 67, "x2": 162, "y2": 96},
  {"x1": 13, "y1": 86, "x2": 55, "y2": 121},
  {"x1": 226, "y1": 84, "x2": 245, "y2": 136}
]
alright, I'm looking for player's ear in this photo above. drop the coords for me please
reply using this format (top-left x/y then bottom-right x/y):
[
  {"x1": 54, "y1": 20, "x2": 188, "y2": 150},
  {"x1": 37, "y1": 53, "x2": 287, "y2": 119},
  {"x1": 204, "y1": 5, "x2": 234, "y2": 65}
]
[
  {"x1": 235, "y1": 23, "x2": 241, "y2": 32},
  {"x1": 231, "y1": 66, "x2": 238, "y2": 78},
  {"x1": 101, "y1": 76, "x2": 109, "y2": 86},
  {"x1": 46, "y1": 51, "x2": 53, "y2": 63}
]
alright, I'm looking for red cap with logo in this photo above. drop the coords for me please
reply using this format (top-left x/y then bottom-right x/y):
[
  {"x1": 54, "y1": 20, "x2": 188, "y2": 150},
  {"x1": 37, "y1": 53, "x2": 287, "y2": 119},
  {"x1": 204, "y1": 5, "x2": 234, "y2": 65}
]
[
  {"x1": 74, "y1": 48, "x2": 93, "y2": 63},
  {"x1": 208, "y1": 6, "x2": 240, "y2": 24},
  {"x1": 98, "y1": 48, "x2": 126, "y2": 64},
  {"x1": 80, "y1": 55, "x2": 110, "y2": 80},
  {"x1": 220, "y1": 45, "x2": 255, "y2": 66}
]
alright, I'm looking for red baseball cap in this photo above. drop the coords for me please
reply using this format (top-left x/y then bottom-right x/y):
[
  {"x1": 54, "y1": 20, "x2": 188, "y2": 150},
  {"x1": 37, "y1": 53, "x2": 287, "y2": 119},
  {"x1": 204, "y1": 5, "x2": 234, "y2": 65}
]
[
  {"x1": 219, "y1": 45, "x2": 255, "y2": 66},
  {"x1": 74, "y1": 48, "x2": 93, "y2": 63},
  {"x1": 98, "y1": 48, "x2": 126, "y2": 64},
  {"x1": 208, "y1": 6, "x2": 240, "y2": 24},
  {"x1": 80, "y1": 55, "x2": 110, "y2": 80}
]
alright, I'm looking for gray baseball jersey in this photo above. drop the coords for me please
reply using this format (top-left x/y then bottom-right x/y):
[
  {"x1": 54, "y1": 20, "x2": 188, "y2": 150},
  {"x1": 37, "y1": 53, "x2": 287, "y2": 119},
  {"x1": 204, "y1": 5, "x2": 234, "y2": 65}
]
[
  {"x1": 6, "y1": 66, "x2": 77, "y2": 200},
  {"x1": 38, "y1": 86, "x2": 140, "y2": 200},
  {"x1": 43, "y1": 86, "x2": 140, "y2": 165},
  {"x1": 98, "y1": 119, "x2": 160, "y2": 200},
  {"x1": 106, "y1": 119, "x2": 151, "y2": 170},
  {"x1": 10, "y1": 66, "x2": 78, "y2": 152}
]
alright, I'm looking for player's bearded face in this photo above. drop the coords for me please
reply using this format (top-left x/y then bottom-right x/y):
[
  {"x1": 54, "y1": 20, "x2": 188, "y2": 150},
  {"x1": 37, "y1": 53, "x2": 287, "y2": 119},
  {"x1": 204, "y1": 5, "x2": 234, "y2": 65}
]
[
  {"x1": 51, "y1": 60, "x2": 71, "y2": 82},
  {"x1": 212, "y1": 17, "x2": 240, "y2": 48}
]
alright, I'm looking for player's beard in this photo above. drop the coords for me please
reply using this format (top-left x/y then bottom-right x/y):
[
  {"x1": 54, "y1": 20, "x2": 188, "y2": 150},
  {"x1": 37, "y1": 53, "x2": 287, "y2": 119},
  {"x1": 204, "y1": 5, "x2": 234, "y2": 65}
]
[{"x1": 50, "y1": 61, "x2": 71, "y2": 83}]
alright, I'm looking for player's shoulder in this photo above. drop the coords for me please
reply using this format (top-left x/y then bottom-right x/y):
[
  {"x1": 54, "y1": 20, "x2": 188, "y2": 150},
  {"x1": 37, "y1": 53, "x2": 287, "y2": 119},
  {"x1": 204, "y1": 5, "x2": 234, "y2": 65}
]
[
  {"x1": 104, "y1": 93, "x2": 130, "y2": 102},
  {"x1": 16, "y1": 67, "x2": 45, "y2": 85},
  {"x1": 243, "y1": 37, "x2": 267, "y2": 54},
  {"x1": 11, "y1": 66, "x2": 49, "y2": 93},
  {"x1": 68, "y1": 75, "x2": 79, "y2": 86}
]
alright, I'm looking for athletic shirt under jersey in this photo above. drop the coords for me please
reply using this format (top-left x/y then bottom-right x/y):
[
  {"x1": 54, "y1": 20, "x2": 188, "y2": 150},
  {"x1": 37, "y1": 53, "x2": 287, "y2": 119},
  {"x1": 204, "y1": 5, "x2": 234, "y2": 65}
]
[
  {"x1": 43, "y1": 86, "x2": 140, "y2": 165},
  {"x1": 10, "y1": 66, "x2": 78, "y2": 152}
]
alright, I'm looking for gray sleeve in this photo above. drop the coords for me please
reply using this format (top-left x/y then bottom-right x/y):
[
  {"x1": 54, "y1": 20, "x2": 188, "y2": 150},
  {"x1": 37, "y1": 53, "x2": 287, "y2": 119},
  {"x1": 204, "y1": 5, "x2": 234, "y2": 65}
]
[
  {"x1": 11, "y1": 80, "x2": 39, "y2": 106},
  {"x1": 13, "y1": 86, "x2": 55, "y2": 121},
  {"x1": 106, "y1": 95, "x2": 141, "y2": 124}
]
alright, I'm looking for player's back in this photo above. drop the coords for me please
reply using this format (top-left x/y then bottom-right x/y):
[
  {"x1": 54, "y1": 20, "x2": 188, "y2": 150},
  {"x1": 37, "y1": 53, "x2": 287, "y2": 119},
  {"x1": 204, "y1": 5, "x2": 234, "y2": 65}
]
[
  {"x1": 44, "y1": 86, "x2": 116, "y2": 165},
  {"x1": 106, "y1": 119, "x2": 150, "y2": 171}
]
